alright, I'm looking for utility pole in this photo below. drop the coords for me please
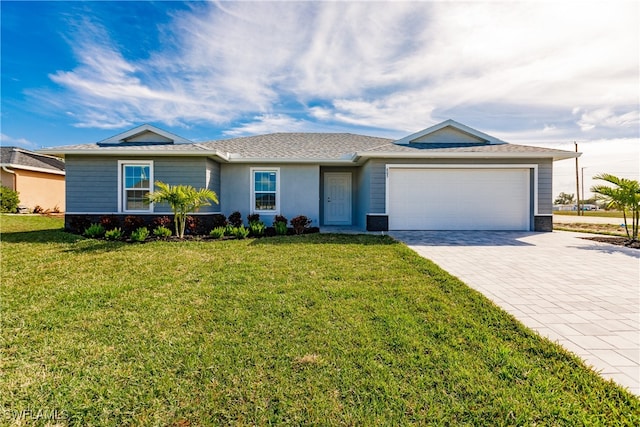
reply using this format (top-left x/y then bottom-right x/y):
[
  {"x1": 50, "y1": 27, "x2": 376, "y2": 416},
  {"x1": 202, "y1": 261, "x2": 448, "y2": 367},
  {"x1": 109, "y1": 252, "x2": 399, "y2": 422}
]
[{"x1": 575, "y1": 142, "x2": 581, "y2": 216}]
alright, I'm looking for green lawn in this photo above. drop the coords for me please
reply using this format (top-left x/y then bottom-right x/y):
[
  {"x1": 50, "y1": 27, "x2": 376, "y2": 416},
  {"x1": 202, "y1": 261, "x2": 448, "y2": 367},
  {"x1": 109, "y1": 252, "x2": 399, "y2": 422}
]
[
  {"x1": 2, "y1": 215, "x2": 638, "y2": 425},
  {"x1": 554, "y1": 210, "x2": 624, "y2": 218}
]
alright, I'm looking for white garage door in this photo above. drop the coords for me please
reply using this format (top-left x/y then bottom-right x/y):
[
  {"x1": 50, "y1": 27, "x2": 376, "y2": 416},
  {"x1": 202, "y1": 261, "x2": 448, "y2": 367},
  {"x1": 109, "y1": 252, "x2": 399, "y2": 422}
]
[{"x1": 388, "y1": 167, "x2": 531, "y2": 230}]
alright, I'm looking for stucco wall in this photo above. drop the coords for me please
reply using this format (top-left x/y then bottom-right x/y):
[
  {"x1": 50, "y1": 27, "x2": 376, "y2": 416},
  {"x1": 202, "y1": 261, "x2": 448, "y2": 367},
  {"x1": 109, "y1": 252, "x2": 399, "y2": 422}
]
[
  {"x1": 220, "y1": 163, "x2": 320, "y2": 226},
  {"x1": 14, "y1": 169, "x2": 65, "y2": 211},
  {"x1": 1, "y1": 170, "x2": 16, "y2": 191}
]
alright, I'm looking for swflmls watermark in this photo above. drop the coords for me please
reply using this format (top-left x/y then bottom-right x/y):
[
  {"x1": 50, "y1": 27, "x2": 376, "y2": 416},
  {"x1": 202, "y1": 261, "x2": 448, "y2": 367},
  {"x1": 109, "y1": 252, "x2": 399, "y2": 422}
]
[{"x1": 2, "y1": 408, "x2": 67, "y2": 422}]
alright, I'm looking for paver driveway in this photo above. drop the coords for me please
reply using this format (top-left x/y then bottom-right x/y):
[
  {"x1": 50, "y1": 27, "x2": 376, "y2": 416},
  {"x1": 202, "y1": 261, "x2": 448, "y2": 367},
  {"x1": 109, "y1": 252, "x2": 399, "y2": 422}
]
[{"x1": 390, "y1": 230, "x2": 640, "y2": 395}]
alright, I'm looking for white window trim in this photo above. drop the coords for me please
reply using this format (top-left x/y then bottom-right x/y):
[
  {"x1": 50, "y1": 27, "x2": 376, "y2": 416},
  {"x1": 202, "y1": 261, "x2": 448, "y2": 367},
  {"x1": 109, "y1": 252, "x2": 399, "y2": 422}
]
[
  {"x1": 117, "y1": 160, "x2": 154, "y2": 213},
  {"x1": 250, "y1": 167, "x2": 280, "y2": 214}
]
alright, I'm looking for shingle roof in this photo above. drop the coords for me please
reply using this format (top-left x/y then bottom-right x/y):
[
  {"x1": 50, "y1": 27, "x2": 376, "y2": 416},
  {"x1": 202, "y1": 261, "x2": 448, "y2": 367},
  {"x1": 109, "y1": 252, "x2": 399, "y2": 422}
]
[
  {"x1": 40, "y1": 130, "x2": 577, "y2": 161},
  {"x1": 0, "y1": 147, "x2": 65, "y2": 173},
  {"x1": 199, "y1": 133, "x2": 393, "y2": 159}
]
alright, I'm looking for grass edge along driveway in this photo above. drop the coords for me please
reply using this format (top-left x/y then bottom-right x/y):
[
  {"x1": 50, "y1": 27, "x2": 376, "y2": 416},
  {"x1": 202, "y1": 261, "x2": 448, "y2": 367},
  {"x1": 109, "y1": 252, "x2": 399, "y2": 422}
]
[{"x1": 1, "y1": 215, "x2": 639, "y2": 426}]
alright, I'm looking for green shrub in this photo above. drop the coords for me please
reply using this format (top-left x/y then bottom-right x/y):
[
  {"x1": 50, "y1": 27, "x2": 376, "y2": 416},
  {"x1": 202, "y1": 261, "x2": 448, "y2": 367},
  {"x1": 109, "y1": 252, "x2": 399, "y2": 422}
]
[
  {"x1": 104, "y1": 227, "x2": 123, "y2": 241},
  {"x1": 274, "y1": 221, "x2": 288, "y2": 236},
  {"x1": 249, "y1": 221, "x2": 266, "y2": 237},
  {"x1": 130, "y1": 227, "x2": 149, "y2": 242},
  {"x1": 0, "y1": 186, "x2": 20, "y2": 213},
  {"x1": 233, "y1": 225, "x2": 250, "y2": 239},
  {"x1": 224, "y1": 224, "x2": 235, "y2": 236},
  {"x1": 209, "y1": 227, "x2": 225, "y2": 239},
  {"x1": 153, "y1": 226, "x2": 172, "y2": 238},
  {"x1": 83, "y1": 223, "x2": 106, "y2": 238}
]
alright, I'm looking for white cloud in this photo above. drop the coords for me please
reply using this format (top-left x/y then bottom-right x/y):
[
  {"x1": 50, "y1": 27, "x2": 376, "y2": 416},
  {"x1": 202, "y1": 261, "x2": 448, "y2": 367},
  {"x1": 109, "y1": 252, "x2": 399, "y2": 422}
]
[
  {"x1": 0, "y1": 133, "x2": 37, "y2": 149},
  {"x1": 37, "y1": 1, "x2": 639, "y2": 140}
]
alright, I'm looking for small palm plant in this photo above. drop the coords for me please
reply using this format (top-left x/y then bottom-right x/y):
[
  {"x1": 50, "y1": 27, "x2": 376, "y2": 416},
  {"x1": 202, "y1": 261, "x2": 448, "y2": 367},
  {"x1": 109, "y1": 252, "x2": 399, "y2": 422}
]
[
  {"x1": 591, "y1": 173, "x2": 639, "y2": 241},
  {"x1": 146, "y1": 181, "x2": 218, "y2": 238}
]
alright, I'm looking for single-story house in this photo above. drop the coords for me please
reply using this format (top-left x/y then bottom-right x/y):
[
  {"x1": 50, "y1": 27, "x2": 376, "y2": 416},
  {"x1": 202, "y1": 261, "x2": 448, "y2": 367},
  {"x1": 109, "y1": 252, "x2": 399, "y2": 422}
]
[
  {"x1": 40, "y1": 119, "x2": 578, "y2": 232},
  {"x1": 1, "y1": 146, "x2": 66, "y2": 212}
]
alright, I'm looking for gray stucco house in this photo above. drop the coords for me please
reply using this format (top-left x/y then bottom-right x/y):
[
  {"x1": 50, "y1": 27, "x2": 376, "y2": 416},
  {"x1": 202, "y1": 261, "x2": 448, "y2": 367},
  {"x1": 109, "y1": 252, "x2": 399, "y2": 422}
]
[{"x1": 41, "y1": 119, "x2": 577, "y2": 232}]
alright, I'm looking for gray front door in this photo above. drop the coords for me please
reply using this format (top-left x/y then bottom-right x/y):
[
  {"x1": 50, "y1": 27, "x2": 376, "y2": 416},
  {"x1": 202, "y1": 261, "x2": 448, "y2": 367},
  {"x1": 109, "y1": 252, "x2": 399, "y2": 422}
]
[{"x1": 324, "y1": 172, "x2": 352, "y2": 225}]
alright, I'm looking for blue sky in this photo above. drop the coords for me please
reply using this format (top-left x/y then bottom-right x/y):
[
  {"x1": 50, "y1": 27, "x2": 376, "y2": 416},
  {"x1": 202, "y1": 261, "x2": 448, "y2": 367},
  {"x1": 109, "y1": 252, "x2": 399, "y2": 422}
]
[{"x1": 1, "y1": 1, "x2": 638, "y2": 195}]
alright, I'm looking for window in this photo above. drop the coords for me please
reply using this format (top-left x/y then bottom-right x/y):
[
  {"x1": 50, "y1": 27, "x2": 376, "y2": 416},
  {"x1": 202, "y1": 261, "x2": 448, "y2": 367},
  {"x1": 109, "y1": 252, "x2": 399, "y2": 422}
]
[
  {"x1": 118, "y1": 161, "x2": 153, "y2": 212},
  {"x1": 251, "y1": 168, "x2": 279, "y2": 213}
]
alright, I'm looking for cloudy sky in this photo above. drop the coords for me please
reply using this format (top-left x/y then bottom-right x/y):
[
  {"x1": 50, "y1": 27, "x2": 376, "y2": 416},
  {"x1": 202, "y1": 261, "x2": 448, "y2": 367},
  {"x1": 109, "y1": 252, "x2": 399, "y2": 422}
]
[{"x1": 1, "y1": 1, "x2": 638, "y2": 197}]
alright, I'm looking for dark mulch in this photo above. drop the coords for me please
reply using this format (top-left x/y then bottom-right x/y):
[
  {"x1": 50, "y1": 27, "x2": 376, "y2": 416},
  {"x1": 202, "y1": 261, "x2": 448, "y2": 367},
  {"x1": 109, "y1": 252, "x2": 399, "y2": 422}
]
[{"x1": 581, "y1": 236, "x2": 640, "y2": 249}]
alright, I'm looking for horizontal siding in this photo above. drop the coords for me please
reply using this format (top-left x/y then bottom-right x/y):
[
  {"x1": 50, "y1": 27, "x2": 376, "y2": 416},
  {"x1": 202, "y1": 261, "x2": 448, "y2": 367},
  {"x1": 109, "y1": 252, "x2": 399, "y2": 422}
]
[
  {"x1": 66, "y1": 156, "x2": 119, "y2": 212},
  {"x1": 66, "y1": 155, "x2": 212, "y2": 213},
  {"x1": 537, "y1": 159, "x2": 553, "y2": 214},
  {"x1": 206, "y1": 159, "x2": 221, "y2": 212}
]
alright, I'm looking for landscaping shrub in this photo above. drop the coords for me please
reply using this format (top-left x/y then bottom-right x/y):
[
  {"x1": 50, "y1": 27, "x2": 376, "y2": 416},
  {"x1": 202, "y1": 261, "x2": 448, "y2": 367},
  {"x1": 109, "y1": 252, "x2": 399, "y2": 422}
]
[
  {"x1": 130, "y1": 227, "x2": 149, "y2": 242},
  {"x1": 274, "y1": 214, "x2": 288, "y2": 225},
  {"x1": 123, "y1": 215, "x2": 145, "y2": 234},
  {"x1": 32, "y1": 205, "x2": 44, "y2": 214},
  {"x1": 153, "y1": 226, "x2": 172, "y2": 238},
  {"x1": 100, "y1": 215, "x2": 120, "y2": 231},
  {"x1": 228, "y1": 211, "x2": 243, "y2": 227},
  {"x1": 291, "y1": 215, "x2": 311, "y2": 235},
  {"x1": 274, "y1": 221, "x2": 288, "y2": 236},
  {"x1": 69, "y1": 216, "x2": 91, "y2": 234},
  {"x1": 249, "y1": 221, "x2": 266, "y2": 237},
  {"x1": 209, "y1": 227, "x2": 225, "y2": 239},
  {"x1": 233, "y1": 225, "x2": 250, "y2": 239},
  {"x1": 83, "y1": 223, "x2": 105, "y2": 238},
  {"x1": 247, "y1": 213, "x2": 260, "y2": 224},
  {"x1": 152, "y1": 216, "x2": 172, "y2": 229},
  {"x1": 224, "y1": 224, "x2": 235, "y2": 236},
  {"x1": 186, "y1": 215, "x2": 200, "y2": 235},
  {"x1": 104, "y1": 227, "x2": 123, "y2": 241},
  {"x1": 0, "y1": 186, "x2": 19, "y2": 213},
  {"x1": 273, "y1": 215, "x2": 288, "y2": 235},
  {"x1": 212, "y1": 214, "x2": 227, "y2": 228}
]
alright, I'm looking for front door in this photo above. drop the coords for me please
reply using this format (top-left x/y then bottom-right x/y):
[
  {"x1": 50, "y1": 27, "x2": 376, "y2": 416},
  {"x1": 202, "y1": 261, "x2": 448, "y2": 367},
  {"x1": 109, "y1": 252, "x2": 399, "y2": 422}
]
[{"x1": 324, "y1": 172, "x2": 352, "y2": 225}]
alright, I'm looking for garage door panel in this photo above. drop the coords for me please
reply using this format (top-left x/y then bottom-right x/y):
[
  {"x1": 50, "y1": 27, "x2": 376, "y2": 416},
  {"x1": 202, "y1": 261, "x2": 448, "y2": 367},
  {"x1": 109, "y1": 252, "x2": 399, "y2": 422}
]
[{"x1": 388, "y1": 168, "x2": 530, "y2": 230}]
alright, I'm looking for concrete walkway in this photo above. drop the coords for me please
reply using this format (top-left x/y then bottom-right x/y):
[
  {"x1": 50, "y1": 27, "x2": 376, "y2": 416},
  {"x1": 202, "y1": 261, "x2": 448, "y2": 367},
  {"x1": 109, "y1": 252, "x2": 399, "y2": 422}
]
[{"x1": 390, "y1": 230, "x2": 639, "y2": 395}]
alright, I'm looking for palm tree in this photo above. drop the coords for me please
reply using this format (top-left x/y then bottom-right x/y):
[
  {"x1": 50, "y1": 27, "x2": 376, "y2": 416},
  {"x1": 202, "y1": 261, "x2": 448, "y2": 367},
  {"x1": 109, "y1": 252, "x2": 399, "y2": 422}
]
[
  {"x1": 591, "y1": 173, "x2": 639, "y2": 240},
  {"x1": 146, "y1": 181, "x2": 218, "y2": 238}
]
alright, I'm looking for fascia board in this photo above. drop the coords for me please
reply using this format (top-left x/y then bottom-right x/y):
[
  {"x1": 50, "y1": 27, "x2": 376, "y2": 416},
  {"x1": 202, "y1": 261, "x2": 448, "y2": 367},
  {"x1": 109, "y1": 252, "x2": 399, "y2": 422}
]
[
  {"x1": 38, "y1": 149, "x2": 230, "y2": 161},
  {"x1": 394, "y1": 119, "x2": 507, "y2": 145},
  {"x1": 97, "y1": 124, "x2": 193, "y2": 145},
  {"x1": 0, "y1": 163, "x2": 65, "y2": 175},
  {"x1": 356, "y1": 151, "x2": 581, "y2": 161}
]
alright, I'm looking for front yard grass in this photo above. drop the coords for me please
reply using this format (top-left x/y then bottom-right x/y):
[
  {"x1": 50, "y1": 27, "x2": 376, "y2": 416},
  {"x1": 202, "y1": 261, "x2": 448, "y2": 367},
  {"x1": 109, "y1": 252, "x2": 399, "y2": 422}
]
[{"x1": 1, "y1": 214, "x2": 639, "y2": 425}]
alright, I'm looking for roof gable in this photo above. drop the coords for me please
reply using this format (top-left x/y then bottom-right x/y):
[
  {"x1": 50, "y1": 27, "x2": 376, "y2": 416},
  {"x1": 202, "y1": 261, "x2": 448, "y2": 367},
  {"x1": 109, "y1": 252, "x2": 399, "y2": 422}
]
[
  {"x1": 97, "y1": 124, "x2": 193, "y2": 145},
  {"x1": 394, "y1": 119, "x2": 506, "y2": 145}
]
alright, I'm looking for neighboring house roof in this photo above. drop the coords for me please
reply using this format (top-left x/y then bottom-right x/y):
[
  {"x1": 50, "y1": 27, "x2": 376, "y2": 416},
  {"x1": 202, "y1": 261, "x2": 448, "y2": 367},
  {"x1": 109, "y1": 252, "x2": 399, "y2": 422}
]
[
  {"x1": 0, "y1": 146, "x2": 65, "y2": 175},
  {"x1": 39, "y1": 120, "x2": 579, "y2": 162}
]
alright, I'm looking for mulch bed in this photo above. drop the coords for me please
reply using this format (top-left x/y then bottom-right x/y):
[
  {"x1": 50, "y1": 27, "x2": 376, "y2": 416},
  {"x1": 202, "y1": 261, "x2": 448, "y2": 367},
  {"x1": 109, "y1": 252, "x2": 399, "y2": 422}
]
[{"x1": 580, "y1": 236, "x2": 640, "y2": 249}]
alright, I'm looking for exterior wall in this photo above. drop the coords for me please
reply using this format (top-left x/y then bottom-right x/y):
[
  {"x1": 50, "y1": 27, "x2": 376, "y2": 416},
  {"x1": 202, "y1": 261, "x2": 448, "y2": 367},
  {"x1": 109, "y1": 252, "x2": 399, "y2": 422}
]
[
  {"x1": 13, "y1": 170, "x2": 65, "y2": 211},
  {"x1": 363, "y1": 157, "x2": 554, "y2": 227},
  {"x1": 220, "y1": 163, "x2": 320, "y2": 226},
  {"x1": 1, "y1": 169, "x2": 16, "y2": 190},
  {"x1": 65, "y1": 155, "x2": 217, "y2": 213},
  {"x1": 206, "y1": 158, "x2": 221, "y2": 206}
]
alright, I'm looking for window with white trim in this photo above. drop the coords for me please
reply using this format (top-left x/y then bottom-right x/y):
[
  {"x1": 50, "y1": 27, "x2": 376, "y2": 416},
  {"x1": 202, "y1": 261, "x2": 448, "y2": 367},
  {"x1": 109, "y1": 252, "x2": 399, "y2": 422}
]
[
  {"x1": 251, "y1": 168, "x2": 279, "y2": 213},
  {"x1": 119, "y1": 161, "x2": 153, "y2": 212}
]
